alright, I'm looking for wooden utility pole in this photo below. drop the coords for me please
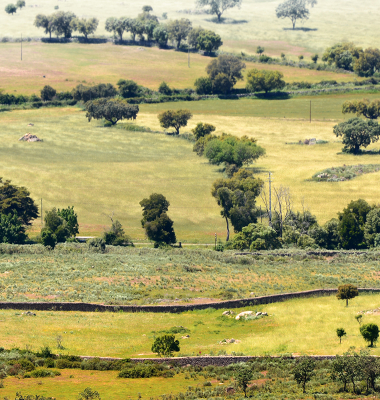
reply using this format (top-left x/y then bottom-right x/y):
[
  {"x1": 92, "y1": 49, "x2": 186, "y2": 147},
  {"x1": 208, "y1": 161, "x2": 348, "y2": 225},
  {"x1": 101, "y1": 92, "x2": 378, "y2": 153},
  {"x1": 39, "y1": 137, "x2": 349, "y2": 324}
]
[
  {"x1": 21, "y1": 34, "x2": 22, "y2": 61},
  {"x1": 268, "y1": 172, "x2": 272, "y2": 226}
]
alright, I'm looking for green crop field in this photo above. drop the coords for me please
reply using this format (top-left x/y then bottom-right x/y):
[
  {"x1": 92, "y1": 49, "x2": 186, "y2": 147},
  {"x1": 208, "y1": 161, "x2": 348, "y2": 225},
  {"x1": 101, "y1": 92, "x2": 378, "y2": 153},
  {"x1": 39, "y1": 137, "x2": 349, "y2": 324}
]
[
  {"x1": 1, "y1": 0, "x2": 379, "y2": 55},
  {"x1": 2, "y1": 294, "x2": 380, "y2": 358}
]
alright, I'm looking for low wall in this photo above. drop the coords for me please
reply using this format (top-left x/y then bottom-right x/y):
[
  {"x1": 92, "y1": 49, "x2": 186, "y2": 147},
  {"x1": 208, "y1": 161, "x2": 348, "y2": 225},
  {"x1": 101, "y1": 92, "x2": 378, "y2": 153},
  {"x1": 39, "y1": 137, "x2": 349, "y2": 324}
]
[{"x1": 0, "y1": 288, "x2": 379, "y2": 313}]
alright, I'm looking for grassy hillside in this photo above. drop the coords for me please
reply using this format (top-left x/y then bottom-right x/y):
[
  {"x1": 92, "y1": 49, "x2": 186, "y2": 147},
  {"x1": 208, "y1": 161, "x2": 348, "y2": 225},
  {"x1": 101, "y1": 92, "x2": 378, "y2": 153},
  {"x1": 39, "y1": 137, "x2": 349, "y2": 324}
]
[
  {"x1": 0, "y1": 42, "x2": 358, "y2": 95},
  {"x1": 1, "y1": 0, "x2": 379, "y2": 54},
  {"x1": 2, "y1": 294, "x2": 380, "y2": 357}
]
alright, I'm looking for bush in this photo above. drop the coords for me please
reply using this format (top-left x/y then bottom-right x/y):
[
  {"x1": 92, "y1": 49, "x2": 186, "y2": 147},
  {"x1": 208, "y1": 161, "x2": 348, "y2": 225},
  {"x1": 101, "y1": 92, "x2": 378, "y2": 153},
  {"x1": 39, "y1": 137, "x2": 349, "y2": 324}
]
[
  {"x1": 30, "y1": 368, "x2": 61, "y2": 378},
  {"x1": 194, "y1": 77, "x2": 213, "y2": 95},
  {"x1": 87, "y1": 238, "x2": 106, "y2": 253},
  {"x1": 118, "y1": 363, "x2": 173, "y2": 378}
]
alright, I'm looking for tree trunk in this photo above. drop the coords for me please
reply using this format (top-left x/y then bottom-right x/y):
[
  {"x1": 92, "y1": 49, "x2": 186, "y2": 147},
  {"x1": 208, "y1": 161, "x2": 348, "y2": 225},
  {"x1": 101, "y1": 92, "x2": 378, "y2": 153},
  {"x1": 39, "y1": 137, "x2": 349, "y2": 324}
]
[
  {"x1": 303, "y1": 382, "x2": 306, "y2": 393},
  {"x1": 217, "y1": 12, "x2": 221, "y2": 22},
  {"x1": 292, "y1": 20, "x2": 296, "y2": 30},
  {"x1": 119, "y1": 33, "x2": 123, "y2": 41},
  {"x1": 346, "y1": 298, "x2": 348, "y2": 307},
  {"x1": 225, "y1": 216, "x2": 230, "y2": 241}
]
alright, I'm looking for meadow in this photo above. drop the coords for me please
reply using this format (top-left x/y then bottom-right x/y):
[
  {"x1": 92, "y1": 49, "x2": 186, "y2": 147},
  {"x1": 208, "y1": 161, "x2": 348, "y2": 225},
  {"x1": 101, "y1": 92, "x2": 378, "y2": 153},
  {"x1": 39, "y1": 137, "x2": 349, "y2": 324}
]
[
  {"x1": 0, "y1": 246, "x2": 379, "y2": 304},
  {"x1": 0, "y1": 0, "x2": 379, "y2": 55}
]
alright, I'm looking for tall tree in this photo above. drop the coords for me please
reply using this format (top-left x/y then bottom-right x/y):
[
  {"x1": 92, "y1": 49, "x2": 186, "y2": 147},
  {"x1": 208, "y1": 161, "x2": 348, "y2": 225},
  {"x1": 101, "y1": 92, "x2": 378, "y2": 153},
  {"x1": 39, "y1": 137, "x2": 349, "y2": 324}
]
[
  {"x1": 342, "y1": 99, "x2": 380, "y2": 120},
  {"x1": 71, "y1": 17, "x2": 99, "y2": 40},
  {"x1": 275, "y1": 0, "x2": 317, "y2": 30},
  {"x1": 196, "y1": 0, "x2": 243, "y2": 22},
  {"x1": 105, "y1": 17, "x2": 130, "y2": 41},
  {"x1": 234, "y1": 366, "x2": 253, "y2": 397},
  {"x1": 85, "y1": 98, "x2": 139, "y2": 125},
  {"x1": 166, "y1": 19, "x2": 192, "y2": 49},
  {"x1": 34, "y1": 14, "x2": 54, "y2": 39},
  {"x1": 52, "y1": 11, "x2": 76, "y2": 38},
  {"x1": 293, "y1": 357, "x2": 315, "y2": 393},
  {"x1": 211, "y1": 169, "x2": 263, "y2": 241}
]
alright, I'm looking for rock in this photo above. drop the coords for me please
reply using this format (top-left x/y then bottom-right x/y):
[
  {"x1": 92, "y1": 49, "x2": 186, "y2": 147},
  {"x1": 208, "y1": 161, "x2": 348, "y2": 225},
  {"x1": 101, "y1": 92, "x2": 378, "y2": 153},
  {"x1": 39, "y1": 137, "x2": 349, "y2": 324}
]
[
  {"x1": 22, "y1": 311, "x2": 36, "y2": 316},
  {"x1": 222, "y1": 310, "x2": 234, "y2": 316},
  {"x1": 262, "y1": 312, "x2": 268, "y2": 316},
  {"x1": 27, "y1": 123, "x2": 34, "y2": 126},
  {"x1": 181, "y1": 335, "x2": 190, "y2": 339},
  {"x1": 19, "y1": 133, "x2": 43, "y2": 142},
  {"x1": 235, "y1": 311, "x2": 253, "y2": 320},
  {"x1": 256, "y1": 312, "x2": 262, "y2": 316},
  {"x1": 229, "y1": 338, "x2": 235, "y2": 343},
  {"x1": 249, "y1": 292, "x2": 255, "y2": 297}
]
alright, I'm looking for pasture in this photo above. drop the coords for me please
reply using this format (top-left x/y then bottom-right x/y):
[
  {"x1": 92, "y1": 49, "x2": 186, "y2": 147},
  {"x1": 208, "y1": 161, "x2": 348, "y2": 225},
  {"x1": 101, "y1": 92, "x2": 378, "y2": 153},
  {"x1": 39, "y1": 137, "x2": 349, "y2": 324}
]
[
  {"x1": 0, "y1": 0, "x2": 379, "y2": 55},
  {"x1": 0, "y1": 42, "x2": 358, "y2": 95},
  {"x1": 2, "y1": 294, "x2": 380, "y2": 357}
]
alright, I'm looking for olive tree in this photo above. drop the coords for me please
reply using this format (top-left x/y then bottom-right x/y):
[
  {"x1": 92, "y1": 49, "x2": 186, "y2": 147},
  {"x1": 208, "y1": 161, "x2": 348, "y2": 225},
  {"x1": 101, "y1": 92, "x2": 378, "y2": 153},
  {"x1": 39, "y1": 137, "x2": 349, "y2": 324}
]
[
  {"x1": 85, "y1": 98, "x2": 139, "y2": 125},
  {"x1": 5, "y1": 4, "x2": 17, "y2": 14},
  {"x1": 196, "y1": 0, "x2": 243, "y2": 22},
  {"x1": 105, "y1": 17, "x2": 130, "y2": 41},
  {"x1": 246, "y1": 69, "x2": 286, "y2": 93},
  {"x1": 158, "y1": 109, "x2": 192, "y2": 134},
  {"x1": 16, "y1": 0, "x2": 25, "y2": 9},
  {"x1": 34, "y1": 14, "x2": 54, "y2": 39},
  {"x1": 276, "y1": 0, "x2": 317, "y2": 30},
  {"x1": 151, "y1": 335, "x2": 179, "y2": 357},
  {"x1": 71, "y1": 17, "x2": 99, "y2": 40},
  {"x1": 166, "y1": 18, "x2": 192, "y2": 49}
]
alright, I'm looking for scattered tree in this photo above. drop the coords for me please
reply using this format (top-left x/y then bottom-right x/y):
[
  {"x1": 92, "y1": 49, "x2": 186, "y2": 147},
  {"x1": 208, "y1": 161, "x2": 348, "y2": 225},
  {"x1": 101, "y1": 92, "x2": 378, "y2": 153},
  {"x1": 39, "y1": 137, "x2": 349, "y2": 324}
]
[
  {"x1": 153, "y1": 24, "x2": 169, "y2": 47},
  {"x1": 16, "y1": 0, "x2": 25, "y2": 9},
  {"x1": 194, "y1": 76, "x2": 213, "y2": 95},
  {"x1": 43, "y1": 208, "x2": 71, "y2": 243},
  {"x1": 5, "y1": 4, "x2": 17, "y2": 15},
  {"x1": 360, "y1": 323, "x2": 379, "y2": 347},
  {"x1": 166, "y1": 18, "x2": 192, "y2": 49},
  {"x1": 311, "y1": 54, "x2": 319, "y2": 63},
  {"x1": 51, "y1": 11, "x2": 76, "y2": 38},
  {"x1": 78, "y1": 387, "x2": 101, "y2": 400},
  {"x1": 0, "y1": 211, "x2": 27, "y2": 244},
  {"x1": 192, "y1": 122, "x2": 216, "y2": 139},
  {"x1": 85, "y1": 98, "x2": 139, "y2": 125},
  {"x1": 331, "y1": 350, "x2": 360, "y2": 393},
  {"x1": 364, "y1": 208, "x2": 380, "y2": 247},
  {"x1": 322, "y1": 42, "x2": 361, "y2": 71},
  {"x1": 71, "y1": 17, "x2": 99, "y2": 40},
  {"x1": 196, "y1": 0, "x2": 243, "y2": 22},
  {"x1": 293, "y1": 356, "x2": 315, "y2": 393},
  {"x1": 103, "y1": 218, "x2": 133, "y2": 246},
  {"x1": 336, "y1": 328, "x2": 346, "y2": 344},
  {"x1": 105, "y1": 17, "x2": 130, "y2": 41},
  {"x1": 188, "y1": 26, "x2": 204, "y2": 48},
  {"x1": 355, "y1": 314, "x2": 363, "y2": 325},
  {"x1": 246, "y1": 69, "x2": 286, "y2": 93},
  {"x1": 40, "y1": 85, "x2": 56, "y2": 101},
  {"x1": 158, "y1": 109, "x2": 192, "y2": 134},
  {"x1": 336, "y1": 284, "x2": 359, "y2": 306},
  {"x1": 142, "y1": 5, "x2": 153, "y2": 13},
  {"x1": 342, "y1": 99, "x2": 380, "y2": 120},
  {"x1": 41, "y1": 229, "x2": 57, "y2": 249},
  {"x1": 234, "y1": 366, "x2": 253, "y2": 397},
  {"x1": 196, "y1": 30, "x2": 223, "y2": 53},
  {"x1": 275, "y1": 0, "x2": 317, "y2": 30},
  {"x1": 158, "y1": 81, "x2": 172, "y2": 95},
  {"x1": 117, "y1": 79, "x2": 139, "y2": 98},
  {"x1": 151, "y1": 334, "x2": 180, "y2": 357},
  {"x1": 34, "y1": 14, "x2": 54, "y2": 39},
  {"x1": 256, "y1": 46, "x2": 264, "y2": 55},
  {"x1": 57, "y1": 206, "x2": 79, "y2": 238},
  {"x1": 333, "y1": 118, "x2": 380, "y2": 154},
  {"x1": 354, "y1": 48, "x2": 380, "y2": 77}
]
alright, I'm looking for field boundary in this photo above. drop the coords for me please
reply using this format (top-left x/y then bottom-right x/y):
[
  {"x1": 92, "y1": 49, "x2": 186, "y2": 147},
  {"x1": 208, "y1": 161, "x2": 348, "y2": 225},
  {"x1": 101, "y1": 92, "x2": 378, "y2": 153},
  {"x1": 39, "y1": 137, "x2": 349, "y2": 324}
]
[{"x1": 1, "y1": 288, "x2": 380, "y2": 313}]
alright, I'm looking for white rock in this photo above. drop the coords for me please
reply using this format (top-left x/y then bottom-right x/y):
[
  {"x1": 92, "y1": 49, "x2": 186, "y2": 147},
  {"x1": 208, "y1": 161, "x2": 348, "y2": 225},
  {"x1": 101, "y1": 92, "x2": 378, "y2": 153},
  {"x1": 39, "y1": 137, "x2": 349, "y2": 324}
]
[{"x1": 235, "y1": 311, "x2": 253, "y2": 320}]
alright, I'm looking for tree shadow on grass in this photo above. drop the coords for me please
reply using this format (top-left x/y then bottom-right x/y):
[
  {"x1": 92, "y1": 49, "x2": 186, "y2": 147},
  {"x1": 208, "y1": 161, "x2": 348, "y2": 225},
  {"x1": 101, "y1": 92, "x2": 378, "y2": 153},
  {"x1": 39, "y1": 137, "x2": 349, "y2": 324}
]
[
  {"x1": 283, "y1": 27, "x2": 318, "y2": 32},
  {"x1": 254, "y1": 92, "x2": 291, "y2": 100},
  {"x1": 205, "y1": 17, "x2": 249, "y2": 24},
  {"x1": 337, "y1": 149, "x2": 380, "y2": 156}
]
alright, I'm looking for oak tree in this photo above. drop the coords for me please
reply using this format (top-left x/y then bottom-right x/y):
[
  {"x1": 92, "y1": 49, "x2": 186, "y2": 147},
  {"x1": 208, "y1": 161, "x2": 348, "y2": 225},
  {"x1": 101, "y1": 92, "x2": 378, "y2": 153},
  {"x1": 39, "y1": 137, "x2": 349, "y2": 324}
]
[
  {"x1": 196, "y1": 0, "x2": 243, "y2": 22},
  {"x1": 86, "y1": 98, "x2": 139, "y2": 125},
  {"x1": 158, "y1": 109, "x2": 192, "y2": 134},
  {"x1": 275, "y1": 0, "x2": 317, "y2": 30}
]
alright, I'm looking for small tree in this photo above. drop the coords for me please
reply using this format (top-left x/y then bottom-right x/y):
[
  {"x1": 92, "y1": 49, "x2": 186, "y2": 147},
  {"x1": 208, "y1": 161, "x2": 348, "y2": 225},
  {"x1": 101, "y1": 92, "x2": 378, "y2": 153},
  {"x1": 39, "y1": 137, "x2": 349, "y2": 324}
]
[
  {"x1": 142, "y1": 5, "x2": 153, "y2": 13},
  {"x1": 16, "y1": 0, "x2": 25, "y2": 9},
  {"x1": 78, "y1": 387, "x2": 101, "y2": 400},
  {"x1": 0, "y1": 211, "x2": 27, "y2": 244},
  {"x1": 192, "y1": 122, "x2": 216, "y2": 140},
  {"x1": 342, "y1": 99, "x2": 380, "y2": 120},
  {"x1": 234, "y1": 366, "x2": 253, "y2": 397},
  {"x1": 86, "y1": 98, "x2": 139, "y2": 125},
  {"x1": 194, "y1": 77, "x2": 213, "y2": 95},
  {"x1": 336, "y1": 328, "x2": 346, "y2": 344},
  {"x1": 166, "y1": 18, "x2": 192, "y2": 49},
  {"x1": 293, "y1": 356, "x2": 315, "y2": 393},
  {"x1": 158, "y1": 109, "x2": 192, "y2": 134},
  {"x1": 57, "y1": 206, "x2": 79, "y2": 237},
  {"x1": 355, "y1": 314, "x2": 363, "y2": 325},
  {"x1": 333, "y1": 118, "x2": 380, "y2": 154},
  {"x1": 40, "y1": 85, "x2": 56, "y2": 101},
  {"x1": 276, "y1": 0, "x2": 317, "y2": 30},
  {"x1": 5, "y1": 4, "x2": 17, "y2": 14},
  {"x1": 43, "y1": 208, "x2": 70, "y2": 243},
  {"x1": 41, "y1": 229, "x2": 57, "y2": 249},
  {"x1": 103, "y1": 219, "x2": 133, "y2": 246},
  {"x1": 151, "y1": 334, "x2": 180, "y2": 357},
  {"x1": 256, "y1": 46, "x2": 264, "y2": 55},
  {"x1": 196, "y1": 0, "x2": 243, "y2": 22},
  {"x1": 117, "y1": 79, "x2": 139, "y2": 98},
  {"x1": 311, "y1": 54, "x2": 319, "y2": 63},
  {"x1": 158, "y1": 81, "x2": 172, "y2": 95},
  {"x1": 360, "y1": 323, "x2": 379, "y2": 347},
  {"x1": 336, "y1": 284, "x2": 359, "y2": 306},
  {"x1": 71, "y1": 17, "x2": 99, "y2": 40},
  {"x1": 206, "y1": 55, "x2": 246, "y2": 91},
  {"x1": 196, "y1": 30, "x2": 223, "y2": 54},
  {"x1": 246, "y1": 69, "x2": 286, "y2": 93}
]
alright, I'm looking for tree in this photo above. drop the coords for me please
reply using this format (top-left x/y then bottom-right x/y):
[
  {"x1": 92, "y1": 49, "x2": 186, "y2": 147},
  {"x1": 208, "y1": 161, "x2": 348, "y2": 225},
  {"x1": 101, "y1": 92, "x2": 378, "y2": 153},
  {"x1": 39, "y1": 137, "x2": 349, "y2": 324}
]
[
  {"x1": 196, "y1": 30, "x2": 223, "y2": 54},
  {"x1": 117, "y1": 79, "x2": 139, "y2": 98},
  {"x1": 151, "y1": 334, "x2": 180, "y2": 357},
  {"x1": 192, "y1": 122, "x2": 216, "y2": 140},
  {"x1": 332, "y1": 350, "x2": 361, "y2": 393},
  {"x1": 0, "y1": 212, "x2": 27, "y2": 244},
  {"x1": 333, "y1": 118, "x2": 380, "y2": 154},
  {"x1": 78, "y1": 387, "x2": 101, "y2": 400},
  {"x1": 153, "y1": 24, "x2": 169, "y2": 47},
  {"x1": 354, "y1": 48, "x2": 380, "y2": 77},
  {"x1": 196, "y1": 0, "x2": 243, "y2": 22},
  {"x1": 338, "y1": 199, "x2": 371, "y2": 249},
  {"x1": 194, "y1": 77, "x2": 213, "y2": 95},
  {"x1": 275, "y1": 0, "x2": 317, "y2": 30},
  {"x1": 103, "y1": 218, "x2": 133, "y2": 246},
  {"x1": 311, "y1": 54, "x2": 319, "y2": 63},
  {"x1": 337, "y1": 284, "x2": 359, "y2": 307},
  {"x1": 230, "y1": 223, "x2": 281, "y2": 251},
  {"x1": 158, "y1": 81, "x2": 172, "y2": 95},
  {"x1": 234, "y1": 366, "x2": 253, "y2": 397},
  {"x1": 72, "y1": 83, "x2": 117, "y2": 102},
  {"x1": 364, "y1": 208, "x2": 380, "y2": 247},
  {"x1": 166, "y1": 19, "x2": 192, "y2": 49},
  {"x1": 16, "y1": 0, "x2": 25, "y2": 9},
  {"x1": 144, "y1": 19, "x2": 159, "y2": 41},
  {"x1": 41, "y1": 229, "x2": 57, "y2": 249},
  {"x1": 359, "y1": 349, "x2": 380, "y2": 392},
  {"x1": 188, "y1": 26, "x2": 204, "y2": 48},
  {"x1": 71, "y1": 17, "x2": 99, "y2": 40},
  {"x1": 105, "y1": 17, "x2": 129, "y2": 41},
  {"x1": 360, "y1": 323, "x2": 379, "y2": 347},
  {"x1": 342, "y1": 99, "x2": 380, "y2": 120},
  {"x1": 43, "y1": 208, "x2": 70, "y2": 243},
  {"x1": 142, "y1": 5, "x2": 153, "y2": 13},
  {"x1": 51, "y1": 11, "x2": 76, "y2": 38},
  {"x1": 204, "y1": 134, "x2": 265, "y2": 169},
  {"x1": 336, "y1": 328, "x2": 346, "y2": 344},
  {"x1": 211, "y1": 169, "x2": 263, "y2": 241},
  {"x1": 206, "y1": 55, "x2": 246, "y2": 92},
  {"x1": 34, "y1": 14, "x2": 54, "y2": 39},
  {"x1": 246, "y1": 69, "x2": 286, "y2": 93},
  {"x1": 322, "y1": 42, "x2": 362, "y2": 71},
  {"x1": 211, "y1": 73, "x2": 233, "y2": 94},
  {"x1": 5, "y1": 4, "x2": 17, "y2": 15},
  {"x1": 158, "y1": 109, "x2": 192, "y2": 134},
  {"x1": 256, "y1": 46, "x2": 264, "y2": 55},
  {"x1": 355, "y1": 314, "x2": 363, "y2": 325},
  {"x1": 40, "y1": 85, "x2": 56, "y2": 101},
  {"x1": 129, "y1": 18, "x2": 145, "y2": 41},
  {"x1": 86, "y1": 98, "x2": 139, "y2": 125},
  {"x1": 57, "y1": 206, "x2": 79, "y2": 237},
  {"x1": 0, "y1": 178, "x2": 39, "y2": 226},
  {"x1": 293, "y1": 356, "x2": 315, "y2": 393},
  {"x1": 140, "y1": 193, "x2": 176, "y2": 246}
]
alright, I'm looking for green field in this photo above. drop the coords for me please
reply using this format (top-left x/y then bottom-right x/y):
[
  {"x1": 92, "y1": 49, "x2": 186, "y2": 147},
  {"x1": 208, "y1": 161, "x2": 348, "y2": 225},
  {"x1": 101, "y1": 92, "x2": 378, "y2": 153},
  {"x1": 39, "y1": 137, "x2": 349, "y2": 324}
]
[
  {"x1": 1, "y1": 0, "x2": 380, "y2": 55},
  {"x1": 2, "y1": 294, "x2": 380, "y2": 358}
]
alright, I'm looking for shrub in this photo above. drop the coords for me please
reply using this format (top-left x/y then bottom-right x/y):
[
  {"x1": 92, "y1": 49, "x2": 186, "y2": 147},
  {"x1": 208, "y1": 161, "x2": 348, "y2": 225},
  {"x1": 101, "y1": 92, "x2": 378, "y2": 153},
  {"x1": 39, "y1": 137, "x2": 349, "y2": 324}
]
[
  {"x1": 118, "y1": 363, "x2": 173, "y2": 378},
  {"x1": 87, "y1": 238, "x2": 106, "y2": 253},
  {"x1": 30, "y1": 368, "x2": 61, "y2": 378}
]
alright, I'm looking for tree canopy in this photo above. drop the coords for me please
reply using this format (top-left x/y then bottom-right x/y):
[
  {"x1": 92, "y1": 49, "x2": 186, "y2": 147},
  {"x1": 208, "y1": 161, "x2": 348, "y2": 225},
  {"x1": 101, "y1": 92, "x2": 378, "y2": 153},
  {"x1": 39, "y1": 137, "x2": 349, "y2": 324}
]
[
  {"x1": 34, "y1": 14, "x2": 54, "y2": 39},
  {"x1": 40, "y1": 85, "x2": 56, "y2": 101},
  {"x1": 336, "y1": 284, "x2": 359, "y2": 306},
  {"x1": 206, "y1": 54, "x2": 246, "y2": 86},
  {"x1": 16, "y1": 0, "x2": 25, "y2": 9},
  {"x1": 151, "y1": 335, "x2": 180, "y2": 357},
  {"x1": 293, "y1": 357, "x2": 316, "y2": 393},
  {"x1": 196, "y1": 30, "x2": 223, "y2": 53},
  {"x1": 0, "y1": 212, "x2": 27, "y2": 244},
  {"x1": 333, "y1": 118, "x2": 380, "y2": 154},
  {"x1": 117, "y1": 79, "x2": 140, "y2": 98},
  {"x1": 158, "y1": 109, "x2": 193, "y2": 134},
  {"x1": 5, "y1": 4, "x2": 17, "y2": 15},
  {"x1": 71, "y1": 17, "x2": 99, "y2": 39},
  {"x1": 275, "y1": 0, "x2": 317, "y2": 30},
  {"x1": 360, "y1": 323, "x2": 379, "y2": 347},
  {"x1": 192, "y1": 122, "x2": 216, "y2": 140},
  {"x1": 246, "y1": 69, "x2": 286, "y2": 93},
  {"x1": 85, "y1": 98, "x2": 139, "y2": 125},
  {"x1": 364, "y1": 208, "x2": 380, "y2": 247},
  {"x1": 166, "y1": 19, "x2": 192, "y2": 49},
  {"x1": 342, "y1": 99, "x2": 380, "y2": 120},
  {"x1": 105, "y1": 17, "x2": 130, "y2": 41},
  {"x1": 196, "y1": 0, "x2": 243, "y2": 22}
]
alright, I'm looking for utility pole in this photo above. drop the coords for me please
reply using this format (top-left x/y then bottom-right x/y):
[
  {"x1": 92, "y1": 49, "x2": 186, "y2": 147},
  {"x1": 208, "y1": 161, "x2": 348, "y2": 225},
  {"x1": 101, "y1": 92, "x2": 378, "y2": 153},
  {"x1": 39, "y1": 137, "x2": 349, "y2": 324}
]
[
  {"x1": 268, "y1": 172, "x2": 272, "y2": 226},
  {"x1": 188, "y1": 48, "x2": 190, "y2": 68},
  {"x1": 310, "y1": 100, "x2": 311, "y2": 123},
  {"x1": 21, "y1": 33, "x2": 22, "y2": 61},
  {"x1": 214, "y1": 233, "x2": 217, "y2": 250},
  {"x1": 41, "y1": 198, "x2": 43, "y2": 226}
]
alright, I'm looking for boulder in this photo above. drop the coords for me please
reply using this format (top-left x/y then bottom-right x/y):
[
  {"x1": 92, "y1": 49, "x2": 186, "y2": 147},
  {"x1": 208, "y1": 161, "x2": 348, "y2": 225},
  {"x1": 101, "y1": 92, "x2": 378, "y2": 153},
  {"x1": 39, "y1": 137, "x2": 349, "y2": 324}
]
[
  {"x1": 19, "y1": 133, "x2": 43, "y2": 142},
  {"x1": 235, "y1": 311, "x2": 253, "y2": 320},
  {"x1": 22, "y1": 311, "x2": 36, "y2": 316},
  {"x1": 222, "y1": 310, "x2": 234, "y2": 316}
]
